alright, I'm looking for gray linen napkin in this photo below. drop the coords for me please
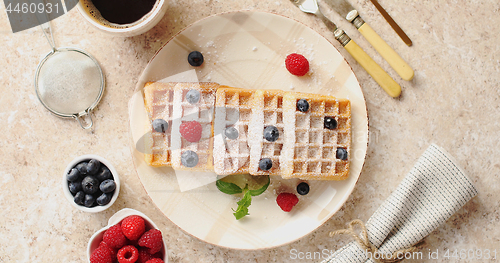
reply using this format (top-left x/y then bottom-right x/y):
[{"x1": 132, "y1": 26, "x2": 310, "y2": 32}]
[{"x1": 321, "y1": 144, "x2": 478, "y2": 263}]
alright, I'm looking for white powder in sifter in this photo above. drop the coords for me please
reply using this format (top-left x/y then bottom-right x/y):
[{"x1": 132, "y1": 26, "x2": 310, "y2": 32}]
[{"x1": 37, "y1": 50, "x2": 102, "y2": 114}]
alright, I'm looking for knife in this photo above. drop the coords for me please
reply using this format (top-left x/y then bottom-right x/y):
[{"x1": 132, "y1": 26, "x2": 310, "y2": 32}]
[
  {"x1": 369, "y1": 0, "x2": 412, "y2": 46},
  {"x1": 326, "y1": 0, "x2": 414, "y2": 81},
  {"x1": 334, "y1": 29, "x2": 401, "y2": 98}
]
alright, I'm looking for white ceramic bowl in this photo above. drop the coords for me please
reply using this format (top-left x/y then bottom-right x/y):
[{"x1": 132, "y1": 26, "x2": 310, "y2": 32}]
[
  {"x1": 76, "y1": 0, "x2": 169, "y2": 37},
  {"x1": 87, "y1": 208, "x2": 169, "y2": 262},
  {"x1": 62, "y1": 154, "x2": 120, "y2": 213}
]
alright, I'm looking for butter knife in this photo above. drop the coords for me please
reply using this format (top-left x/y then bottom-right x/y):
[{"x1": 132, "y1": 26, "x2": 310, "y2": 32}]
[
  {"x1": 369, "y1": 0, "x2": 412, "y2": 46},
  {"x1": 326, "y1": 0, "x2": 414, "y2": 81}
]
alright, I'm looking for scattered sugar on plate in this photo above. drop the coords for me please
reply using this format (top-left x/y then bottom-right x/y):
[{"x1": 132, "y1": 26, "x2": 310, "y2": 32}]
[{"x1": 206, "y1": 40, "x2": 215, "y2": 47}]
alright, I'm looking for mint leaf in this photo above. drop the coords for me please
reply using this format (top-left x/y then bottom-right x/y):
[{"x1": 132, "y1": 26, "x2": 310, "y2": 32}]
[
  {"x1": 247, "y1": 175, "x2": 270, "y2": 196},
  {"x1": 216, "y1": 180, "x2": 243, "y2": 195},
  {"x1": 233, "y1": 190, "x2": 252, "y2": 220},
  {"x1": 216, "y1": 175, "x2": 271, "y2": 220},
  {"x1": 233, "y1": 206, "x2": 249, "y2": 220},
  {"x1": 237, "y1": 190, "x2": 252, "y2": 207}
]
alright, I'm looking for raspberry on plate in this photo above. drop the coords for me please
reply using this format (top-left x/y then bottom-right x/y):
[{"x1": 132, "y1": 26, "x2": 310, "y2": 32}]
[
  {"x1": 117, "y1": 245, "x2": 139, "y2": 263},
  {"x1": 179, "y1": 120, "x2": 203, "y2": 142},
  {"x1": 276, "y1": 192, "x2": 299, "y2": 212},
  {"x1": 103, "y1": 224, "x2": 127, "y2": 249},
  {"x1": 121, "y1": 215, "x2": 146, "y2": 241},
  {"x1": 285, "y1": 53, "x2": 310, "y2": 76},
  {"x1": 138, "y1": 229, "x2": 163, "y2": 254},
  {"x1": 145, "y1": 259, "x2": 164, "y2": 263},
  {"x1": 90, "y1": 243, "x2": 114, "y2": 263}
]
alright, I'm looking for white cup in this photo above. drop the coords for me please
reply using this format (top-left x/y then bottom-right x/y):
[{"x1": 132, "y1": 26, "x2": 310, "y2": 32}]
[{"x1": 76, "y1": 0, "x2": 169, "y2": 37}]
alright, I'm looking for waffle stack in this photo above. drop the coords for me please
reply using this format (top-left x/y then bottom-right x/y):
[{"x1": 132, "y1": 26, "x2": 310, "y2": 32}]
[{"x1": 143, "y1": 82, "x2": 351, "y2": 180}]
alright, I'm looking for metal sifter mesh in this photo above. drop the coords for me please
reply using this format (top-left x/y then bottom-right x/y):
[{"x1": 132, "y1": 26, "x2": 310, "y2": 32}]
[{"x1": 34, "y1": 22, "x2": 104, "y2": 129}]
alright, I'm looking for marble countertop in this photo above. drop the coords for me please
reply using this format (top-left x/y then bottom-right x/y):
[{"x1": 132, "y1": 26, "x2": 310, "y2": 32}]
[{"x1": 1, "y1": 0, "x2": 499, "y2": 262}]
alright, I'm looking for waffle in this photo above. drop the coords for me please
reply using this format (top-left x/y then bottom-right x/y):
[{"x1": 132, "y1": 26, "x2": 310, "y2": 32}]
[
  {"x1": 170, "y1": 83, "x2": 218, "y2": 171},
  {"x1": 281, "y1": 92, "x2": 351, "y2": 180},
  {"x1": 213, "y1": 87, "x2": 255, "y2": 175},
  {"x1": 143, "y1": 82, "x2": 176, "y2": 167},
  {"x1": 143, "y1": 82, "x2": 351, "y2": 180},
  {"x1": 248, "y1": 89, "x2": 286, "y2": 176}
]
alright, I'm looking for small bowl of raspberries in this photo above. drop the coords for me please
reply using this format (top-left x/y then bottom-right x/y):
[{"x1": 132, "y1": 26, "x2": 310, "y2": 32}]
[
  {"x1": 62, "y1": 154, "x2": 120, "y2": 213},
  {"x1": 88, "y1": 208, "x2": 168, "y2": 263}
]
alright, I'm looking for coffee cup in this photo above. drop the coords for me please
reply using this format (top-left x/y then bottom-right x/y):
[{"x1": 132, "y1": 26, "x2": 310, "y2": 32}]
[{"x1": 76, "y1": 0, "x2": 168, "y2": 37}]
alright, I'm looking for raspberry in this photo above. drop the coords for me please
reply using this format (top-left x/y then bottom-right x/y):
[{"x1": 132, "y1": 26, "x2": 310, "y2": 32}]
[
  {"x1": 90, "y1": 244, "x2": 114, "y2": 263},
  {"x1": 98, "y1": 241, "x2": 117, "y2": 260},
  {"x1": 103, "y1": 224, "x2": 127, "y2": 249},
  {"x1": 285, "y1": 53, "x2": 309, "y2": 76},
  {"x1": 138, "y1": 229, "x2": 163, "y2": 254},
  {"x1": 179, "y1": 121, "x2": 203, "y2": 142},
  {"x1": 137, "y1": 248, "x2": 154, "y2": 263},
  {"x1": 276, "y1": 192, "x2": 299, "y2": 212},
  {"x1": 145, "y1": 259, "x2": 164, "y2": 263},
  {"x1": 117, "y1": 245, "x2": 139, "y2": 263},
  {"x1": 121, "y1": 215, "x2": 146, "y2": 241}
]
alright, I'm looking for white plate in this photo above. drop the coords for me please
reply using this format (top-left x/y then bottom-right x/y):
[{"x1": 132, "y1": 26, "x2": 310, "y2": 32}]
[{"x1": 128, "y1": 11, "x2": 368, "y2": 250}]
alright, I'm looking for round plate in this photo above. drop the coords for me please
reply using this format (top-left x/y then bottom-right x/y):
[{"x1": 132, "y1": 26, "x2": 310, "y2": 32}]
[{"x1": 128, "y1": 11, "x2": 368, "y2": 250}]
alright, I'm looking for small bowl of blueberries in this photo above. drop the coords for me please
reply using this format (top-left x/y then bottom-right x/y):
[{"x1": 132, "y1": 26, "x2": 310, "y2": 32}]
[{"x1": 62, "y1": 154, "x2": 120, "y2": 213}]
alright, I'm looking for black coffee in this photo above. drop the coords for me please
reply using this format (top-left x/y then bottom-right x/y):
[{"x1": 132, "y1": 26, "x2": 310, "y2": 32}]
[{"x1": 90, "y1": 0, "x2": 156, "y2": 24}]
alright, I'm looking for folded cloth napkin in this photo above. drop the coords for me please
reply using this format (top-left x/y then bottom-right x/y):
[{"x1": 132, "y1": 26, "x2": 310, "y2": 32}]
[{"x1": 321, "y1": 144, "x2": 478, "y2": 263}]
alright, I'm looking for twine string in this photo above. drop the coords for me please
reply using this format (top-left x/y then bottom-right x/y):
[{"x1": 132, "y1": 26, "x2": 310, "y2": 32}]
[{"x1": 329, "y1": 220, "x2": 418, "y2": 263}]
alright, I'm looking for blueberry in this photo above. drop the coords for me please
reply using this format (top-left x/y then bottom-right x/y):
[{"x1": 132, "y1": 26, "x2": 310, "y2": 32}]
[
  {"x1": 188, "y1": 51, "x2": 204, "y2": 67},
  {"x1": 296, "y1": 99, "x2": 309, "y2": 112},
  {"x1": 81, "y1": 176, "x2": 99, "y2": 194},
  {"x1": 224, "y1": 127, "x2": 239, "y2": 140},
  {"x1": 324, "y1": 117, "x2": 338, "y2": 130},
  {"x1": 83, "y1": 194, "x2": 95, "y2": 207},
  {"x1": 86, "y1": 159, "x2": 101, "y2": 175},
  {"x1": 336, "y1": 148, "x2": 348, "y2": 160},
  {"x1": 68, "y1": 179, "x2": 82, "y2": 195},
  {"x1": 100, "y1": 179, "x2": 116, "y2": 193},
  {"x1": 181, "y1": 150, "x2": 199, "y2": 168},
  {"x1": 75, "y1": 162, "x2": 88, "y2": 175},
  {"x1": 96, "y1": 192, "x2": 113, "y2": 206},
  {"x1": 259, "y1": 158, "x2": 273, "y2": 171},
  {"x1": 152, "y1": 119, "x2": 169, "y2": 133},
  {"x1": 66, "y1": 168, "x2": 81, "y2": 182},
  {"x1": 74, "y1": 191, "x2": 85, "y2": 205},
  {"x1": 186, "y1": 89, "x2": 201, "y2": 104},
  {"x1": 263, "y1": 126, "x2": 279, "y2": 142},
  {"x1": 297, "y1": 182, "x2": 310, "y2": 195},
  {"x1": 95, "y1": 166, "x2": 112, "y2": 182}
]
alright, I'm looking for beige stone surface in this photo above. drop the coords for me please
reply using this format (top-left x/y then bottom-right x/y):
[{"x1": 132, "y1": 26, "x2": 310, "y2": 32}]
[{"x1": 0, "y1": 0, "x2": 499, "y2": 262}]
